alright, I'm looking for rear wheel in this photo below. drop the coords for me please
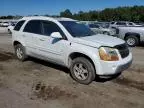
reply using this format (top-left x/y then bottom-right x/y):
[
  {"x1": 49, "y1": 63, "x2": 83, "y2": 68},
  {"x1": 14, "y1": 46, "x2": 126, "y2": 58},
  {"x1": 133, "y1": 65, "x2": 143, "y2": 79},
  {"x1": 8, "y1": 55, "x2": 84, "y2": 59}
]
[
  {"x1": 70, "y1": 57, "x2": 96, "y2": 85},
  {"x1": 125, "y1": 35, "x2": 139, "y2": 47},
  {"x1": 14, "y1": 44, "x2": 27, "y2": 61}
]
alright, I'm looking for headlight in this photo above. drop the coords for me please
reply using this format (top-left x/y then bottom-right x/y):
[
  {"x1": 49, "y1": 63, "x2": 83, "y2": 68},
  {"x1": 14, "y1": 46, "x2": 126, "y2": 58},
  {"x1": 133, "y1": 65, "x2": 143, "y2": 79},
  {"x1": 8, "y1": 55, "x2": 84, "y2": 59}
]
[{"x1": 99, "y1": 47, "x2": 119, "y2": 61}]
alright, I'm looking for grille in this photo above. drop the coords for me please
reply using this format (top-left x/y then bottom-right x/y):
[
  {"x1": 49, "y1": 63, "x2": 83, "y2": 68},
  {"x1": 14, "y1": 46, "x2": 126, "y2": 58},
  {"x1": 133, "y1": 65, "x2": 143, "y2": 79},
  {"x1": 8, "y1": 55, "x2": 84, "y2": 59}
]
[{"x1": 114, "y1": 43, "x2": 129, "y2": 58}]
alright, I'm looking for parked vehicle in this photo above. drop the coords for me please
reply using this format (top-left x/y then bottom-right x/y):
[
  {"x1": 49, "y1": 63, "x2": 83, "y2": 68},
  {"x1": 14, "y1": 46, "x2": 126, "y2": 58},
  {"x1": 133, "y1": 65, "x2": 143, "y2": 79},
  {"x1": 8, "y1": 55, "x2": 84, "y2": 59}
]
[
  {"x1": 110, "y1": 21, "x2": 142, "y2": 27},
  {"x1": 0, "y1": 22, "x2": 9, "y2": 27},
  {"x1": 88, "y1": 24, "x2": 116, "y2": 36},
  {"x1": 94, "y1": 22, "x2": 110, "y2": 28},
  {"x1": 79, "y1": 21, "x2": 97, "y2": 25},
  {"x1": 0, "y1": 22, "x2": 2, "y2": 26},
  {"x1": 116, "y1": 26, "x2": 144, "y2": 47},
  {"x1": 12, "y1": 16, "x2": 132, "y2": 84},
  {"x1": 7, "y1": 22, "x2": 17, "y2": 34}
]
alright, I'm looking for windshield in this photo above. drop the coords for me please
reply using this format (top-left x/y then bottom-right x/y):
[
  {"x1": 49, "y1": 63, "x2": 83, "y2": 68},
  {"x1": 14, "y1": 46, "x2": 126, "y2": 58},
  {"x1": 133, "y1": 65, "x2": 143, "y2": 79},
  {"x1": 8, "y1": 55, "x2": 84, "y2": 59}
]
[{"x1": 60, "y1": 21, "x2": 95, "y2": 37}]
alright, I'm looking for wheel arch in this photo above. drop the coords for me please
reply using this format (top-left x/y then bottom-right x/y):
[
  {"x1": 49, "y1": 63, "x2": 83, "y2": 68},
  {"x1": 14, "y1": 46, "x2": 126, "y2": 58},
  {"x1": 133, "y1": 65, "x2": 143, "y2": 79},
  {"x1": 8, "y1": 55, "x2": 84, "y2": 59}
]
[
  {"x1": 13, "y1": 41, "x2": 23, "y2": 47},
  {"x1": 124, "y1": 32, "x2": 140, "y2": 41},
  {"x1": 68, "y1": 52, "x2": 96, "y2": 72}
]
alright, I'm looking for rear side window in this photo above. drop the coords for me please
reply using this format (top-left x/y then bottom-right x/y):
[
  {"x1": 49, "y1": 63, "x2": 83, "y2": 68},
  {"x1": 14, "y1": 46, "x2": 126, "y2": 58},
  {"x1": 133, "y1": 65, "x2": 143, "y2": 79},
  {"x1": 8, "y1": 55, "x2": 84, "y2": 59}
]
[
  {"x1": 116, "y1": 22, "x2": 126, "y2": 25},
  {"x1": 41, "y1": 21, "x2": 65, "y2": 36},
  {"x1": 14, "y1": 20, "x2": 25, "y2": 31},
  {"x1": 23, "y1": 20, "x2": 42, "y2": 34}
]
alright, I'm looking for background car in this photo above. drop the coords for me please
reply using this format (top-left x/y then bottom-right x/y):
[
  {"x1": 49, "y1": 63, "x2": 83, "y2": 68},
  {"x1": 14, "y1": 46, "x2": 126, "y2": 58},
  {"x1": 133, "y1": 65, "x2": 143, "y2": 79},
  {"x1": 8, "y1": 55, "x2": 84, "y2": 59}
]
[
  {"x1": 115, "y1": 26, "x2": 144, "y2": 47},
  {"x1": 88, "y1": 23, "x2": 116, "y2": 36},
  {"x1": 0, "y1": 21, "x2": 2, "y2": 26},
  {"x1": 110, "y1": 21, "x2": 142, "y2": 27},
  {"x1": 0, "y1": 22, "x2": 9, "y2": 27}
]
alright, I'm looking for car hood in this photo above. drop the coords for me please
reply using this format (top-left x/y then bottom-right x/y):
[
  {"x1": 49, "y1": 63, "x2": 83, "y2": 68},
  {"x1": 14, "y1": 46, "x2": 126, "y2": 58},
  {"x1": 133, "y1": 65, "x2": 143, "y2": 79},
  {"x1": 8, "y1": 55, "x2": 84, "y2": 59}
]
[{"x1": 72, "y1": 34, "x2": 125, "y2": 48}]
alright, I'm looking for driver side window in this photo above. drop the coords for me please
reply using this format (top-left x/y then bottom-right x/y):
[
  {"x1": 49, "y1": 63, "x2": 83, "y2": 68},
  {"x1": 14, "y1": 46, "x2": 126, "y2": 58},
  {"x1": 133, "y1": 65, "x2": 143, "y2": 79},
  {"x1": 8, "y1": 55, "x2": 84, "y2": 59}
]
[{"x1": 41, "y1": 21, "x2": 65, "y2": 37}]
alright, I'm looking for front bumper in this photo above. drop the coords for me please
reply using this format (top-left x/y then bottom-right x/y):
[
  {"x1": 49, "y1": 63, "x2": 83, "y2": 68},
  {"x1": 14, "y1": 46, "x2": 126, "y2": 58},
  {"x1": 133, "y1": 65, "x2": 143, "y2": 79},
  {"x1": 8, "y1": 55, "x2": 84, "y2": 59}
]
[
  {"x1": 115, "y1": 59, "x2": 132, "y2": 74},
  {"x1": 96, "y1": 53, "x2": 133, "y2": 76}
]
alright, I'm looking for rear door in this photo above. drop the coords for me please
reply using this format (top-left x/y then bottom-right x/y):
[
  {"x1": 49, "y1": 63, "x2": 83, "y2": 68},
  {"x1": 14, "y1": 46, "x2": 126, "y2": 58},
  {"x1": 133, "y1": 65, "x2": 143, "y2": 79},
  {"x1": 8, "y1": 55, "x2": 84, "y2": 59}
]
[
  {"x1": 13, "y1": 20, "x2": 25, "y2": 45},
  {"x1": 23, "y1": 20, "x2": 43, "y2": 55}
]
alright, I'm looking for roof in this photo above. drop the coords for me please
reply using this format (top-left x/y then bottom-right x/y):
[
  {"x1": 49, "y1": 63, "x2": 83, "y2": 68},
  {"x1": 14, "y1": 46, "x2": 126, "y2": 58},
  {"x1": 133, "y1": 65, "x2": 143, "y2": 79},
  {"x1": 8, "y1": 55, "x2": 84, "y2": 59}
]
[{"x1": 21, "y1": 16, "x2": 76, "y2": 22}]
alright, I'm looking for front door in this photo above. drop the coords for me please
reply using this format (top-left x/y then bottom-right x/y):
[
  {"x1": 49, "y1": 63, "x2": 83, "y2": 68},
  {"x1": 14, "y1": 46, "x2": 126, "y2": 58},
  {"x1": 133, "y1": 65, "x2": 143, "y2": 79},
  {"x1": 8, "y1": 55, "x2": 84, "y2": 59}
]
[{"x1": 36, "y1": 20, "x2": 68, "y2": 64}]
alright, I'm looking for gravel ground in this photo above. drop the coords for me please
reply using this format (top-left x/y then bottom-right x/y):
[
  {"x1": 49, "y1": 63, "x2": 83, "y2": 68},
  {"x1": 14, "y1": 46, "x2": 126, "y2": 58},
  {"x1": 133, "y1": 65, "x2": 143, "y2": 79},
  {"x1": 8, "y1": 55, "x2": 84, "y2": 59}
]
[{"x1": 0, "y1": 27, "x2": 144, "y2": 108}]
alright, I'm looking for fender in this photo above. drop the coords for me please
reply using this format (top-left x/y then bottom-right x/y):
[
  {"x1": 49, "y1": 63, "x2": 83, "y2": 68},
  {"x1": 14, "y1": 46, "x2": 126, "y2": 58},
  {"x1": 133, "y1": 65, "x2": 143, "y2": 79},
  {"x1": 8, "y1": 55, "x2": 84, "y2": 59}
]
[{"x1": 124, "y1": 32, "x2": 140, "y2": 40}]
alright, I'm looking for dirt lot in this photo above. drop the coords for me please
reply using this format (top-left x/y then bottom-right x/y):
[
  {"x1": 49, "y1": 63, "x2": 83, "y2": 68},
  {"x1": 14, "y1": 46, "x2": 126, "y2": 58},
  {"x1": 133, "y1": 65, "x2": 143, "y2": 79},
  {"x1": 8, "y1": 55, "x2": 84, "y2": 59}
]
[{"x1": 0, "y1": 28, "x2": 144, "y2": 108}]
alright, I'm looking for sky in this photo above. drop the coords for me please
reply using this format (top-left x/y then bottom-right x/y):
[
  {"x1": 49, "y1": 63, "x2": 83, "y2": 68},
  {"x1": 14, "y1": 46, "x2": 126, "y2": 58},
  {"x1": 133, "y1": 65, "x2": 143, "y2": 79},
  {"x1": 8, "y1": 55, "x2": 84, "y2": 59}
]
[{"x1": 1, "y1": 0, "x2": 144, "y2": 16}]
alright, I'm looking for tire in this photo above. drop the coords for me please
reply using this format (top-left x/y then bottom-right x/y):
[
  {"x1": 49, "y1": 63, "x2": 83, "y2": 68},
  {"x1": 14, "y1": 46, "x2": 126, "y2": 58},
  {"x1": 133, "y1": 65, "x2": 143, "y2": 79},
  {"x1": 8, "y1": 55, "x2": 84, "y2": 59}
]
[
  {"x1": 125, "y1": 35, "x2": 139, "y2": 47},
  {"x1": 70, "y1": 57, "x2": 96, "y2": 85},
  {"x1": 14, "y1": 44, "x2": 27, "y2": 61},
  {"x1": 8, "y1": 29, "x2": 11, "y2": 34}
]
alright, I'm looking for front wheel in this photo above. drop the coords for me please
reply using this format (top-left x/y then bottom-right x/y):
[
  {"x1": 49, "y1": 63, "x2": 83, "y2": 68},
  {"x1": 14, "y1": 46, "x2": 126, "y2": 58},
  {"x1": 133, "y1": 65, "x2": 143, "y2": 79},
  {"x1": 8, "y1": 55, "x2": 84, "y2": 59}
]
[{"x1": 70, "y1": 57, "x2": 96, "y2": 85}]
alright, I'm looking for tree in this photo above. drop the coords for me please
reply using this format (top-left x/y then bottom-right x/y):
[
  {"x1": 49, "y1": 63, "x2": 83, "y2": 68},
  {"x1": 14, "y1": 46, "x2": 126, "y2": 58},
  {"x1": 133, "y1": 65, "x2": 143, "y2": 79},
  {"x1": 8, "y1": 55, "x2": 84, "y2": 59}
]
[
  {"x1": 60, "y1": 9, "x2": 73, "y2": 18},
  {"x1": 59, "y1": 6, "x2": 144, "y2": 22},
  {"x1": 140, "y1": 14, "x2": 144, "y2": 22}
]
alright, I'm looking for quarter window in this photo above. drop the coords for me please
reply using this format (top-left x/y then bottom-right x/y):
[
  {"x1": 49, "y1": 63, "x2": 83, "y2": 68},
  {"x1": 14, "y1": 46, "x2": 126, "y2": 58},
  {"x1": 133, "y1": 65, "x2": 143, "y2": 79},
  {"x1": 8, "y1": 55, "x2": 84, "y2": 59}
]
[
  {"x1": 129, "y1": 23, "x2": 133, "y2": 25},
  {"x1": 14, "y1": 20, "x2": 25, "y2": 31},
  {"x1": 23, "y1": 20, "x2": 42, "y2": 34}
]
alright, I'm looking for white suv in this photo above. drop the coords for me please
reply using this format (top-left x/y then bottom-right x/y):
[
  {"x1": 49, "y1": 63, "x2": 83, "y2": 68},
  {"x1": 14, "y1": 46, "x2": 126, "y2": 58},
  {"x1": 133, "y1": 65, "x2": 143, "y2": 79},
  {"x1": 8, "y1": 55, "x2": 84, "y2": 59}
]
[{"x1": 12, "y1": 16, "x2": 132, "y2": 84}]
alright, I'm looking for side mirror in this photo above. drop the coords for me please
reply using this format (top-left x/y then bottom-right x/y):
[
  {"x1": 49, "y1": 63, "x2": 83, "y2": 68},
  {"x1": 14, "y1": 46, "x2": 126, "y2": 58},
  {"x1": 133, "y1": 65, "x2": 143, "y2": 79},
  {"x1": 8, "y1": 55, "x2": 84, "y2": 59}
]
[{"x1": 50, "y1": 32, "x2": 62, "y2": 39}]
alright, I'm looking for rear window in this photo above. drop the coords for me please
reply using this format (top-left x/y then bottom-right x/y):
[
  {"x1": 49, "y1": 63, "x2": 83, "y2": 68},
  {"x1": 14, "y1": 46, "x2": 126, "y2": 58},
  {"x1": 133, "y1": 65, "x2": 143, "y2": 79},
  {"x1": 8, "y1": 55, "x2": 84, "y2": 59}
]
[{"x1": 14, "y1": 20, "x2": 25, "y2": 31}]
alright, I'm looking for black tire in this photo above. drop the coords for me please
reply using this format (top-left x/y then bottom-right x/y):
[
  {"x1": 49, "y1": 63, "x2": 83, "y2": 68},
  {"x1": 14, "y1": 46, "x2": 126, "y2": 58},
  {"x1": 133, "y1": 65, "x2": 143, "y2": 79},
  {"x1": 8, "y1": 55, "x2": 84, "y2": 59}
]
[
  {"x1": 70, "y1": 57, "x2": 96, "y2": 85},
  {"x1": 125, "y1": 35, "x2": 139, "y2": 47},
  {"x1": 8, "y1": 29, "x2": 11, "y2": 34},
  {"x1": 14, "y1": 44, "x2": 27, "y2": 61}
]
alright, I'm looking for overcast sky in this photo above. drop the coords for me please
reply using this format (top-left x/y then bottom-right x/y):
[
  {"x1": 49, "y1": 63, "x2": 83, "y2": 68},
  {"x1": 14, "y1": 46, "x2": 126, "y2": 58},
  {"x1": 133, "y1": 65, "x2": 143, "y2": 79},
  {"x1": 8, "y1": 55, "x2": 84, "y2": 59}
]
[{"x1": 1, "y1": 0, "x2": 144, "y2": 16}]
